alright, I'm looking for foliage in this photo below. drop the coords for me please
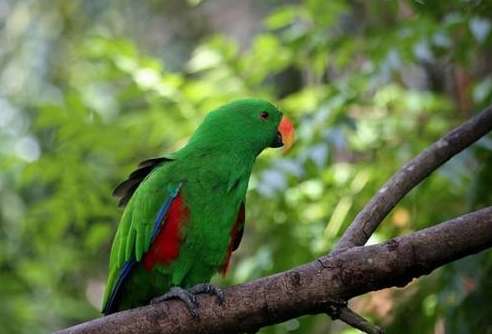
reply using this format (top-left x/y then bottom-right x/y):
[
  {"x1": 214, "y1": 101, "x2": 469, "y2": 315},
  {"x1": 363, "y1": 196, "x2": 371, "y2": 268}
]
[{"x1": 1, "y1": 1, "x2": 491, "y2": 333}]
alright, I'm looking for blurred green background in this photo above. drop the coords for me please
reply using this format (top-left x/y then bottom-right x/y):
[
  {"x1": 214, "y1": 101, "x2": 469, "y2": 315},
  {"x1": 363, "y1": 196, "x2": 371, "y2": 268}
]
[{"x1": 1, "y1": 0, "x2": 492, "y2": 333}]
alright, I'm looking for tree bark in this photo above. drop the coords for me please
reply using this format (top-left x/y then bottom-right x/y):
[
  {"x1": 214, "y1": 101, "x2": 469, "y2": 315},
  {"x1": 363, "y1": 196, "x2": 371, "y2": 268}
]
[{"x1": 57, "y1": 207, "x2": 492, "y2": 334}]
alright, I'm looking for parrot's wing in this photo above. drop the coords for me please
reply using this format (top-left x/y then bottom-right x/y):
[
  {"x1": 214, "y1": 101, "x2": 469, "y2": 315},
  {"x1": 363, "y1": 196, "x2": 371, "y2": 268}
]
[
  {"x1": 231, "y1": 201, "x2": 245, "y2": 252},
  {"x1": 113, "y1": 156, "x2": 173, "y2": 207},
  {"x1": 220, "y1": 201, "x2": 245, "y2": 275},
  {"x1": 102, "y1": 157, "x2": 183, "y2": 314},
  {"x1": 102, "y1": 182, "x2": 182, "y2": 314}
]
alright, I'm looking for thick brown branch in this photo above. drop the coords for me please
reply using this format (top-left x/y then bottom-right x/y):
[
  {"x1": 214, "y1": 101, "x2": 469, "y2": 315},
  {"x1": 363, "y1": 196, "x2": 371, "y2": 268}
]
[
  {"x1": 335, "y1": 106, "x2": 492, "y2": 250},
  {"x1": 57, "y1": 207, "x2": 492, "y2": 334}
]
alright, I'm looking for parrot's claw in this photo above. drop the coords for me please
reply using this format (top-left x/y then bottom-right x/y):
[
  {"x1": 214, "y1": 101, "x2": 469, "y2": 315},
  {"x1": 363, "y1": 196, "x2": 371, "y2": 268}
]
[
  {"x1": 189, "y1": 283, "x2": 225, "y2": 305},
  {"x1": 150, "y1": 284, "x2": 224, "y2": 319},
  {"x1": 151, "y1": 287, "x2": 199, "y2": 319}
]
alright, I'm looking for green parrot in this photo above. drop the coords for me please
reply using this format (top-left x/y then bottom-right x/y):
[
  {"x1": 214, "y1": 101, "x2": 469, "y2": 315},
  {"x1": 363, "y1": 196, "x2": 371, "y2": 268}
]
[{"x1": 101, "y1": 98, "x2": 295, "y2": 316}]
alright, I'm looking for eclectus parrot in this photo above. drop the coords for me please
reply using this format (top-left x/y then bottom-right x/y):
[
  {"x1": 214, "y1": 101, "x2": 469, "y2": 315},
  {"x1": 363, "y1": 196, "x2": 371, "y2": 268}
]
[{"x1": 101, "y1": 99, "x2": 295, "y2": 316}]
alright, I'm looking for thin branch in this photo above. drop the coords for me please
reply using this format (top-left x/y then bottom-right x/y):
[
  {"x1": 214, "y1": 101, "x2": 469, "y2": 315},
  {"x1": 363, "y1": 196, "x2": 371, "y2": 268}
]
[
  {"x1": 335, "y1": 106, "x2": 492, "y2": 251},
  {"x1": 57, "y1": 207, "x2": 492, "y2": 334},
  {"x1": 328, "y1": 106, "x2": 492, "y2": 331},
  {"x1": 333, "y1": 307, "x2": 384, "y2": 334},
  {"x1": 325, "y1": 299, "x2": 382, "y2": 333}
]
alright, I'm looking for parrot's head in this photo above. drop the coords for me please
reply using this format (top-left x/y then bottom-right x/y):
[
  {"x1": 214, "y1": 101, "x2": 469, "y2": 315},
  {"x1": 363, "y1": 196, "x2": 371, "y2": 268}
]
[{"x1": 189, "y1": 99, "x2": 295, "y2": 156}]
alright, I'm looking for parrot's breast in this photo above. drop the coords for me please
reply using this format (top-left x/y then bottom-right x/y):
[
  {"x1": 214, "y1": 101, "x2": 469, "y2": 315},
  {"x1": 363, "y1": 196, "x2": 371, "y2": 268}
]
[{"x1": 167, "y1": 167, "x2": 249, "y2": 285}]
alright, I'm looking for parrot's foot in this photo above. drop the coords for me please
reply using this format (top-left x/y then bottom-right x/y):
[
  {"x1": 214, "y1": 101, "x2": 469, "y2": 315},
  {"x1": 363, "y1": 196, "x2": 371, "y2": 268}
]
[
  {"x1": 150, "y1": 284, "x2": 224, "y2": 319},
  {"x1": 189, "y1": 283, "x2": 225, "y2": 305},
  {"x1": 151, "y1": 287, "x2": 199, "y2": 319}
]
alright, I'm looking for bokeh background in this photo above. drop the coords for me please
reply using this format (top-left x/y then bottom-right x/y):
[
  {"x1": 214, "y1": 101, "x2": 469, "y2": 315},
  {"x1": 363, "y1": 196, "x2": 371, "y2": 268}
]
[{"x1": 1, "y1": 0, "x2": 492, "y2": 333}]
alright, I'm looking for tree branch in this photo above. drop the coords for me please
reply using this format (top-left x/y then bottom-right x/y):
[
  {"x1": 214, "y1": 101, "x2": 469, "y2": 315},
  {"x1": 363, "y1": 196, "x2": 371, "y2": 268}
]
[
  {"x1": 327, "y1": 106, "x2": 492, "y2": 331},
  {"x1": 335, "y1": 106, "x2": 492, "y2": 251},
  {"x1": 57, "y1": 207, "x2": 492, "y2": 334}
]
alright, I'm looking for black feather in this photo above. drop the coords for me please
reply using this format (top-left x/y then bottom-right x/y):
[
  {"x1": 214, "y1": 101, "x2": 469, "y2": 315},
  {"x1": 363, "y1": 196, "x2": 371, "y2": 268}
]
[{"x1": 113, "y1": 157, "x2": 172, "y2": 207}]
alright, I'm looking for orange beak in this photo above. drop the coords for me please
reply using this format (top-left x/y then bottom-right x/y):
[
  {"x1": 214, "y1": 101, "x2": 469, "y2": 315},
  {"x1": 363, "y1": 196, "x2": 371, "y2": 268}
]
[{"x1": 278, "y1": 115, "x2": 295, "y2": 153}]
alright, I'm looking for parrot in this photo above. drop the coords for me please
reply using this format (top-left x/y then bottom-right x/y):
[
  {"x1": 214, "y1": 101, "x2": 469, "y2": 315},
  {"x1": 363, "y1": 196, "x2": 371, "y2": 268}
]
[{"x1": 101, "y1": 98, "x2": 295, "y2": 317}]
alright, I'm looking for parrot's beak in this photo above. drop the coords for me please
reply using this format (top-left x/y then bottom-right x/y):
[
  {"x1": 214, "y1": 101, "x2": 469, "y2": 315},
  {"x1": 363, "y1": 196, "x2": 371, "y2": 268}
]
[{"x1": 274, "y1": 115, "x2": 295, "y2": 153}]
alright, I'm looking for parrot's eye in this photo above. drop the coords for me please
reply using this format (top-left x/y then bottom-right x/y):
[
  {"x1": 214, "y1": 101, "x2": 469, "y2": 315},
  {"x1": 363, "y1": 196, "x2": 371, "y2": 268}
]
[{"x1": 260, "y1": 111, "x2": 269, "y2": 120}]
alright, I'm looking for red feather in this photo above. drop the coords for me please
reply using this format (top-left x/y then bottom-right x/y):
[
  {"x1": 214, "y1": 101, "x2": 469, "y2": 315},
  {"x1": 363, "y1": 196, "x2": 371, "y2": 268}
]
[
  {"x1": 143, "y1": 195, "x2": 188, "y2": 271},
  {"x1": 220, "y1": 203, "x2": 245, "y2": 275}
]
